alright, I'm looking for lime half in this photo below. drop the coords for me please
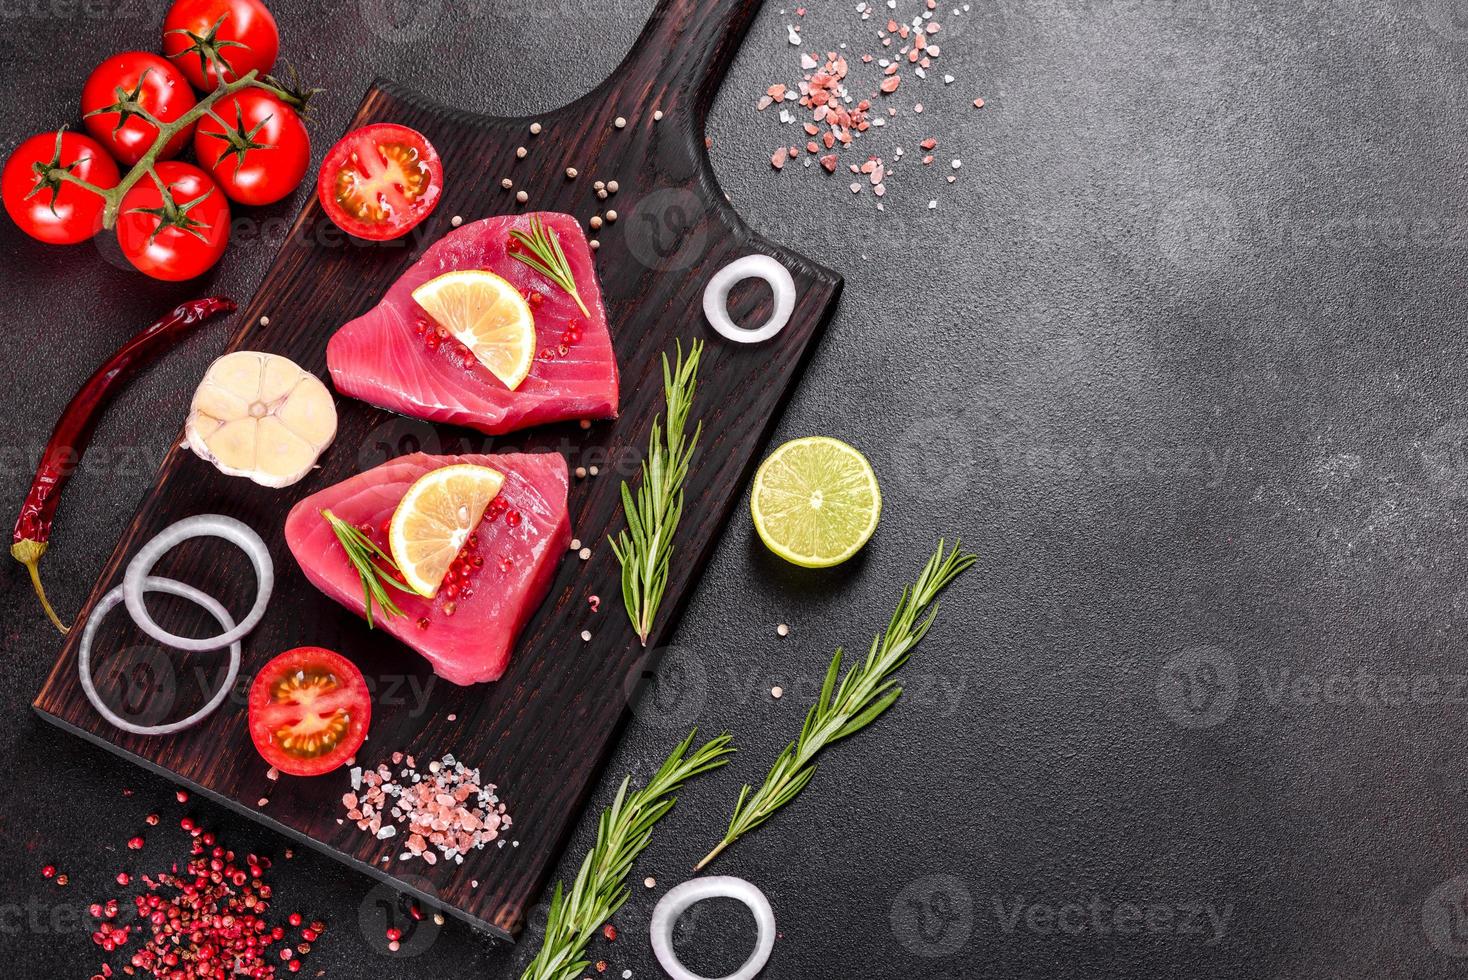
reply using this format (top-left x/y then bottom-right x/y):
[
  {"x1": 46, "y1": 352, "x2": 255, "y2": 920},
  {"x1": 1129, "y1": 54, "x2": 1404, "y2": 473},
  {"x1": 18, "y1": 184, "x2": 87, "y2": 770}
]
[{"x1": 750, "y1": 436, "x2": 882, "y2": 567}]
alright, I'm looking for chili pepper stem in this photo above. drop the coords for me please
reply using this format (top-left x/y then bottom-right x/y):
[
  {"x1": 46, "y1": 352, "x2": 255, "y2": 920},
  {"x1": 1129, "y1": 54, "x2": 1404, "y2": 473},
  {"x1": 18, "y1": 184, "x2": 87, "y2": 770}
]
[{"x1": 11, "y1": 539, "x2": 68, "y2": 634}]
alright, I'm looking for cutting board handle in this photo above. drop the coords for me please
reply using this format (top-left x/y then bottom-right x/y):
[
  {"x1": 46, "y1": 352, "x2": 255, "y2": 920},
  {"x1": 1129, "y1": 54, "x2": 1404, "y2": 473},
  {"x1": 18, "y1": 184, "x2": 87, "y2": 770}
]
[{"x1": 609, "y1": 0, "x2": 765, "y2": 117}]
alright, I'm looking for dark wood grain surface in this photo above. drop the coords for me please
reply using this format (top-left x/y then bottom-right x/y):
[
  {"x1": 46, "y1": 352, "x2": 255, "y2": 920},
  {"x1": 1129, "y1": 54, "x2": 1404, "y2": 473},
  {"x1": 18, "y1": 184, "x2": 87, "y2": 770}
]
[{"x1": 32, "y1": 0, "x2": 841, "y2": 939}]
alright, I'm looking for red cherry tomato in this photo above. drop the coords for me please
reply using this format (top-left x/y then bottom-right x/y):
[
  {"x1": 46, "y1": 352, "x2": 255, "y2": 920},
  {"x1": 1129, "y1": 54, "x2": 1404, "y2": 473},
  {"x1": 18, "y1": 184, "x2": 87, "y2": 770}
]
[
  {"x1": 162, "y1": 0, "x2": 279, "y2": 91},
  {"x1": 1, "y1": 131, "x2": 120, "y2": 244},
  {"x1": 194, "y1": 89, "x2": 309, "y2": 206},
  {"x1": 248, "y1": 647, "x2": 371, "y2": 777},
  {"x1": 114, "y1": 161, "x2": 230, "y2": 280},
  {"x1": 81, "y1": 52, "x2": 197, "y2": 166},
  {"x1": 317, "y1": 123, "x2": 443, "y2": 241}
]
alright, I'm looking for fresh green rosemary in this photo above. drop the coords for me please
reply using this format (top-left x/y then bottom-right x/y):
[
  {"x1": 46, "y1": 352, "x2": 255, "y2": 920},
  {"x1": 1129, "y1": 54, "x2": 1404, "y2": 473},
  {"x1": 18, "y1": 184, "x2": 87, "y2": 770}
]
[
  {"x1": 696, "y1": 540, "x2": 977, "y2": 870},
  {"x1": 509, "y1": 214, "x2": 590, "y2": 317},
  {"x1": 608, "y1": 339, "x2": 704, "y2": 646},
  {"x1": 520, "y1": 730, "x2": 735, "y2": 980},
  {"x1": 322, "y1": 509, "x2": 416, "y2": 627}
]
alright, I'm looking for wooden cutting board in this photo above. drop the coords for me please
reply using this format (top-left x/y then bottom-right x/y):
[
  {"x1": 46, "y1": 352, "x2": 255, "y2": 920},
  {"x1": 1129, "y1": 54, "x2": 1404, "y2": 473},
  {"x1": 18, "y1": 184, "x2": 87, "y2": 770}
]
[{"x1": 31, "y1": 0, "x2": 841, "y2": 940}]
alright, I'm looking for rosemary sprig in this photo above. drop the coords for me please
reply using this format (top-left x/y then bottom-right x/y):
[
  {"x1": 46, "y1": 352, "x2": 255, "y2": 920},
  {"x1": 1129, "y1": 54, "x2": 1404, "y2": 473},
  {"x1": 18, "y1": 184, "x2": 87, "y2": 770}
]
[
  {"x1": 509, "y1": 214, "x2": 590, "y2": 317},
  {"x1": 696, "y1": 540, "x2": 976, "y2": 870},
  {"x1": 608, "y1": 340, "x2": 704, "y2": 646},
  {"x1": 322, "y1": 509, "x2": 417, "y2": 627},
  {"x1": 520, "y1": 729, "x2": 735, "y2": 980}
]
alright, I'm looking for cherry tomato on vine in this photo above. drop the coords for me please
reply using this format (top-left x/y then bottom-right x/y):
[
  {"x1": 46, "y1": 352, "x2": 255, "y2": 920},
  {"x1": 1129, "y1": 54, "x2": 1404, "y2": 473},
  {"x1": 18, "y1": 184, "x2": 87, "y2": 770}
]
[
  {"x1": 162, "y1": 0, "x2": 279, "y2": 92},
  {"x1": 248, "y1": 647, "x2": 371, "y2": 777},
  {"x1": 1, "y1": 131, "x2": 120, "y2": 245},
  {"x1": 193, "y1": 89, "x2": 308, "y2": 206},
  {"x1": 114, "y1": 161, "x2": 230, "y2": 280},
  {"x1": 81, "y1": 52, "x2": 197, "y2": 166},
  {"x1": 317, "y1": 123, "x2": 443, "y2": 241}
]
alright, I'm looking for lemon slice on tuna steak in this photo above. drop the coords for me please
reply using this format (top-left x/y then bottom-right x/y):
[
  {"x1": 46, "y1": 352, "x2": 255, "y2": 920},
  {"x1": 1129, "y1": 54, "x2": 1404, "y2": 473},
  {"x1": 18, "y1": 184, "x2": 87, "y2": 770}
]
[
  {"x1": 185, "y1": 351, "x2": 337, "y2": 488},
  {"x1": 388, "y1": 463, "x2": 505, "y2": 597},
  {"x1": 411, "y1": 270, "x2": 536, "y2": 391}
]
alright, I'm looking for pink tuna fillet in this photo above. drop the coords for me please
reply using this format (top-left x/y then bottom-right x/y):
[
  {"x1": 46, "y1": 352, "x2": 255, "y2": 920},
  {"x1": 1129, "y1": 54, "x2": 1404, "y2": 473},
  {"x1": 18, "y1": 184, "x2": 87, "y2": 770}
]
[
  {"x1": 327, "y1": 211, "x2": 619, "y2": 435},
  {"x1": 284, "y1": 452, "x2": 571, "y2": 685}
]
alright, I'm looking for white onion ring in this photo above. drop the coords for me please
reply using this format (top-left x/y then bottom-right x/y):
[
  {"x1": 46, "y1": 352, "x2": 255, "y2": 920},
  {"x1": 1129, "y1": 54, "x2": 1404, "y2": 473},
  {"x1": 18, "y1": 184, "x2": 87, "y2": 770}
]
[
  {"x1": 123, "y1": 514, "x2": 273, "y2": 652},
  {"x1": 80, "y1": 576, "x2": 242, "y2": 736},
  {"x1": 702, "y1": 255, "x2": 797, "y2": 344},
  {"x1": 650, "y1": 876, "x2": 776, "y2": 980}
]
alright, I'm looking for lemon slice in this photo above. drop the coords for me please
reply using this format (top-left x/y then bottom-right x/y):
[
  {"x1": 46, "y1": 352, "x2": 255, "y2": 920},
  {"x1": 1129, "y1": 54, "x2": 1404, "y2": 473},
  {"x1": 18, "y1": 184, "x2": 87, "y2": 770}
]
[
  {"x1": 411, "y1": 270, "x2": 535, "y2": 390},
  {"x1": 388, "y1": 464, "x2": 506, "y2": 597},
  {"x1": 185, "y1": 351, "x2": 337, "y2": 488},
  {"x1": 750, "y1": 437, "x2": 882, "y2": 567}
]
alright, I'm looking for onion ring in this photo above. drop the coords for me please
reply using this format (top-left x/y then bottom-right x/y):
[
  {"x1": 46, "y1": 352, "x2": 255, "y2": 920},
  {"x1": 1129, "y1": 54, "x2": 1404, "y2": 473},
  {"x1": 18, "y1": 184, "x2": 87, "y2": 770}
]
[
  {"x1": 80, "y1": 575, "x2": 242, "y2": 736},
  {"x1": 702, "y1": 255, "x2": 797, "y2": 345},
  {"x1": 650, "y1": 876, "x2": 776, "y2": 980},
  {"x1": 123, "y1": 514, "x2": 273, "y2": 652}
]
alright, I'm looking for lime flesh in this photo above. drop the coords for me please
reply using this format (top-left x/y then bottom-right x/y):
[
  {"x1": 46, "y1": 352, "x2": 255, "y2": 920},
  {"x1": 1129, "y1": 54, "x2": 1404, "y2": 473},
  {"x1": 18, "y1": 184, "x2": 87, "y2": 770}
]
[{"x1": 750, "y1": 436, "x2": 882, "y2": 567}]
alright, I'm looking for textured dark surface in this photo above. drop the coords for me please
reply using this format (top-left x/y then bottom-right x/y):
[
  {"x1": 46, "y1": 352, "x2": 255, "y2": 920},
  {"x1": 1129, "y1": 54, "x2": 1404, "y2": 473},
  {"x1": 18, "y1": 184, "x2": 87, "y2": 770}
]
[{"x1": 3, "y1": 0, "x2": 1467, "y2": 977}]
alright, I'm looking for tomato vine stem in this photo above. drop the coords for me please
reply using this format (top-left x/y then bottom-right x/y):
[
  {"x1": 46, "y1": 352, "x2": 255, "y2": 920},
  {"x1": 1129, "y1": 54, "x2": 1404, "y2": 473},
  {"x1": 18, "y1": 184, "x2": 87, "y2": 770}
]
[{"x1": 46, "y1": 69, "x2": 302, "y2": 228}]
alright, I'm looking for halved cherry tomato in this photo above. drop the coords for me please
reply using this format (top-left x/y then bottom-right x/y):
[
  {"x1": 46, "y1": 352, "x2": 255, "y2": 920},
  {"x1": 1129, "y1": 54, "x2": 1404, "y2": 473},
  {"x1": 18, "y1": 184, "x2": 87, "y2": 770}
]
[
  {"x1": 1, "y1": 131, "x2": 120, "y2": 244},
  {"x1": 163, "y1": 0, "x2": 279, "y2": 92},
  {"x1": 194, "y1": 89, "x2": 309, "y2": 205},
  {"x1": 81, "y1": 52, "x2": 197, "y2": 166},
  {"x1": 114, "y1": 161, "x2": 230, "y2": 280},
  {"x1": 248, "y1": 647, "x2": 371, "y2": 777},
  {"x1": 317, "y1": 123, "x2": 442, "y2": 241}
]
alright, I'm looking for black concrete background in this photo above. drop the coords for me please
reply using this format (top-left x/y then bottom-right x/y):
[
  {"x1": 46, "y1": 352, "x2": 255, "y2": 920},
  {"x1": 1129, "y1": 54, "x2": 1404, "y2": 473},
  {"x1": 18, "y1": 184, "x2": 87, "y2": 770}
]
[{"x1": 4, "y1": 0, "x2": 1468, "y2": 976}]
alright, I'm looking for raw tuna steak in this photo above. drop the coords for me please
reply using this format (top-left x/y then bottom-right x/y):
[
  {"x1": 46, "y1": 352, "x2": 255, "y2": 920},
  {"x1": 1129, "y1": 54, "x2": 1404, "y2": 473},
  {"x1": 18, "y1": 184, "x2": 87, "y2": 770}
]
[
  {"x1": 284, "y1": 452, "x2": 570, "y2": 685},
  {"x1": 327, "y1": 212, "x2": 618, "y2": 435}
]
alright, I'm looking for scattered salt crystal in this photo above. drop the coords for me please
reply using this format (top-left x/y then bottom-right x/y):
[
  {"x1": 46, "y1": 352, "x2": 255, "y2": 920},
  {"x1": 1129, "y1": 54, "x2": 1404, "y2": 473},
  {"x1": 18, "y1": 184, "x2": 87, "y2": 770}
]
[
  {"x1": 570, "y1": 538, "x2": 582, "y2": 550},
  {"x1": 951, "y1": 158, "x2": 962, "y2": 169},
  {"x1": 258, "y1": 315, "x2": 270, "y2": 326},
  {"x1": 777, "y1": 623, "x2": 790, "y2": 636},
  {"x1": 653, "y1": 110, "x2": 664, "y2": 121},
  {"x1": 645, "y1": 876, "x2": 657, "y2": 888},
  {"x1": 787, "y1": 24, "x2": 801, "y2": 44},
  {"x1": 928, "y1": 200, "x2": 938, "y2": 209},
  {"x1": 516, "y1": 190, "x2": 528, "y2": 203},
  {"x1": 581, "y1": 630, "x2": 592, "y2": 642},
  {"x1": 267, "y1": 767, "x2": 279, "y2": 781},
  {"x1": 614, "y1": 116, "x2": 627, "y2": 129},
  {"x1": 529, "y1": 122, "x2": 542, "y2": 134},
  {"x1": 771, "y1": 686, "x2": 784, "y2": 699},
  {"x1": 579, "y1": 547, "x2": 592, "y2": 560}
]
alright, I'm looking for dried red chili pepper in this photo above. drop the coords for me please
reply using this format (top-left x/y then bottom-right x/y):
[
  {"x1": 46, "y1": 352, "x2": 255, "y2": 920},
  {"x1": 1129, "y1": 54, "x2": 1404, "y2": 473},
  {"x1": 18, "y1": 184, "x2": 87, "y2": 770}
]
[{"x1": 11, "y1": 297, "x2": 236, "y2": 632}]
